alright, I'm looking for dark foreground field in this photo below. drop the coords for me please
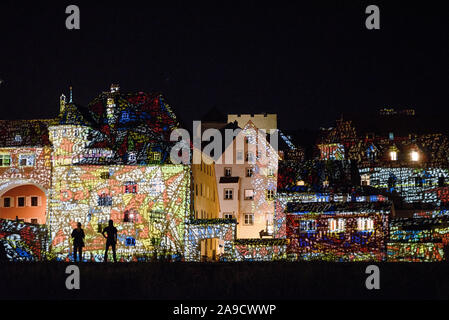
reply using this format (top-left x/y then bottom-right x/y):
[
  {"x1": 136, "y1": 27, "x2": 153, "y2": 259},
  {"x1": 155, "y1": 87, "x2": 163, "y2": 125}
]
[{"x1": 0, "y1": 262, "x2": 448, "y2": 300}]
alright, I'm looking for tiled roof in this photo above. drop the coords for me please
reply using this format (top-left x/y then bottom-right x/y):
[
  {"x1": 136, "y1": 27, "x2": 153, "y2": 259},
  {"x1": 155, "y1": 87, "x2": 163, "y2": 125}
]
[{"x1": 286, "y1": 201, "x2": 392, "y2": 214}]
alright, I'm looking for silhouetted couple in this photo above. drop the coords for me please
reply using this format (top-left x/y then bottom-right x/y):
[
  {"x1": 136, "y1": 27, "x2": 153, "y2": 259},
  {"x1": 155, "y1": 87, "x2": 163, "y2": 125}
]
[{"x1": 71, "y1": 219, "x2": 118, "y2": 263}]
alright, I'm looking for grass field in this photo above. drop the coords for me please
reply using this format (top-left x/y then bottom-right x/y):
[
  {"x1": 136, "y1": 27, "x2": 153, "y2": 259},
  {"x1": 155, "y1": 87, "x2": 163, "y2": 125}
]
[{"x1": 0, "y1": 262, "x2": 448, "y2": 300}]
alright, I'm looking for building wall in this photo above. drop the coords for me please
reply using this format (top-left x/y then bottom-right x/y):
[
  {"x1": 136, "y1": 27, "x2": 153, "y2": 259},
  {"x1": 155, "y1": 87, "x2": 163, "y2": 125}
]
[
  {"x1": 0, "y1": 218, "x2": 48, "y2": 261},
  {"x1": 192, "y1": 158, "x2": 220, "y2": 219},
  {"x1": 48, "y1": 125, "x2": 91, "y2": 166},
  {"x1": 215, "y1": 122, "x2": 278, "y2": 239},
  {"x1": 0, "y1": 147, "x2": 52, "y2": 191},
  {"x1": 0, "y1": 185, "x2": 46, "y2": 224},
  {"x1": 359, "y1": 167, "x2": 449, "y2": 205},
  {"x1": 49, "y1": 164, "x2": 190, "y2": 261}
]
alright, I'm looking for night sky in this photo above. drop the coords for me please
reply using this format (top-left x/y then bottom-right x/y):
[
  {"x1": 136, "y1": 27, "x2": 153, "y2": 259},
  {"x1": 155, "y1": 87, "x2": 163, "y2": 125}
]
[{"x1": 0, "y1": 1, "x2": 448, "y2": 130}]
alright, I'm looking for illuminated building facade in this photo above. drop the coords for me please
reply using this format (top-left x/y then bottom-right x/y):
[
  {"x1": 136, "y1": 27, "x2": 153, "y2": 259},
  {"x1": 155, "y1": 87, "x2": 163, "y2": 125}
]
[
  {"x1": 0, "y1": 120, "x2": 53, "y2": 225},
  {"x1": 214, "y1": 121, "x2": 278, "y2": 239},
  {"x1": 388, "y1": 214, "x2": 449, "y2": 262}
]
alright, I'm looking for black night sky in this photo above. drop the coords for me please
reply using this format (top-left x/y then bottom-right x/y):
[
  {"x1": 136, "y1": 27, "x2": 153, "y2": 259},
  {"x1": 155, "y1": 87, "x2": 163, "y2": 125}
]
[{"x1": 0, "y1": 1, "x2": 448, "y2": 130}]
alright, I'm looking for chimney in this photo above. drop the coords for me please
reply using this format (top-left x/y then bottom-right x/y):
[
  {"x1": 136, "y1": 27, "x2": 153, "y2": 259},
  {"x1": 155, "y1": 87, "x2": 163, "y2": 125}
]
[{"x1": 110, "y1": 84, "x2": 120, "y2": 93}]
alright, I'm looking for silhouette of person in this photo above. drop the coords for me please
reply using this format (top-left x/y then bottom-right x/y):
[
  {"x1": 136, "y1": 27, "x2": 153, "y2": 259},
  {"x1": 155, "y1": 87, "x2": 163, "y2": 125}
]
[
  {"x1": 102, "y1": 219, "x2": 117, "y2": 262},
  {"x1": 71, "y1": 222, "x2": 85, "y2": 262}
]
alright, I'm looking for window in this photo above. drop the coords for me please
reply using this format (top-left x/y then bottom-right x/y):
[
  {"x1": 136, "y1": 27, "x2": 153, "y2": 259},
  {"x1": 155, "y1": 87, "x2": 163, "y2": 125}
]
[
  {"x1": 246, "y1": 167, "x2": 253, "y2": 177},
  {"x1": 224, "y1": 167, "x2": 232, "y2": 177},
  {"x1": 224, "y1": 189, "x2": 233, "y2": 200},
  {"x1": 100, "y1": 172, "x2": 110, "y2": 179},
  {"x1": 31, "y1": 196, "x2": 38, "y2": 207},
  {"x1": 98, "y1": 194, "x2": 112, "y2": 206},
  {"x1": 19, "y1": 154, "x2": 35, "y2": 167},
  {"x1": 30, "y1": 218, "x2": 38, "y2": 224},
  {"x1": 153, "y1": 152, "x2": 161, "y2": 162},
  {"x1": 224, "y1": 213, "x2": 234, "y2": 219},
  {"x1": 3, "y1": 197, "x2": 11, "y2": 208},
  {"x1": 244, "y1": 189, "x2": 254, "y2": 200},
  {"x1": 14, "y1": 134, "x2": 22, "y2": 142},
  {"x1": 0, "y1": 154, "x2": 11, "y2": 167},
  {"x1": 299, "y1": 220, "x2": 316, "y2": 233},
  {"x1": 244, "y1": 214, "x2": 254, "y2": 225},
  {"x1": 266, "y1": 189, "x2": 275, "y2": 201},
  {"x1": 125, "y1": 237, "x2": 136, "y2": 246},
  {"x1": 237, "y1": 150, "x2": 243, "y2": 161},
  {"x1": 246, "y1": 152, "x2": 255, "y2": 163},
  {"x1": 124, "y1": 181, "x2": 137, "y2": 194},
  {"x1": 124, "y1": 209, "x2": 138, "y2": 223},
  {"x1": 390, "y1": 151, "x2": 397, "y2": 161},
  {"x1": 361, "y1": 174, "x2": 370, "y2": 186},
  {"x1": 328, "y1": 218, "x2": 345, "y2": 232},
  {"x1": 267, "y1": 167, "x2": 275, "y2": 177},
  {"x1": 411, "y1": 151, "x2": 419, "y2": 162},
  {"x1": 18, "y1": 197, "x2": 25, "y2": 207},
  {"x1": 357, "y1": 218, "x2": 374, "y2": 231}
]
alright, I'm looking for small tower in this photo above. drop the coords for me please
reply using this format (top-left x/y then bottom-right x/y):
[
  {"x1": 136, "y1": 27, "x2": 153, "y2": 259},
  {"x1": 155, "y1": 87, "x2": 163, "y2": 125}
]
[{"x1": 60, "y1": 93, "x2": 66, "y2": 113}]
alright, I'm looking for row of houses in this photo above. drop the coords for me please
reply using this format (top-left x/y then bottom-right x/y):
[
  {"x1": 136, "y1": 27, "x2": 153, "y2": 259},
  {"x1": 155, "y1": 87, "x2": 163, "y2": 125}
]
[{"x1": 1, "y1": 85, "x2": 448, "y2": 262}]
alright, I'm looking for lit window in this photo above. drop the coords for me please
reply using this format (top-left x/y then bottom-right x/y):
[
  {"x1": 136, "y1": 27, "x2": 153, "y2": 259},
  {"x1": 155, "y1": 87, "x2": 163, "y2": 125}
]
[
  {"x1": 361, "y1": 174, "x2": 370, "y2": 186},
  {"x1": 266, "y1": 189, "x2": 275, "y2": 201},
  {"x1": 0, "y1": 154, "x2": 11, "y2": 167},
  {"x1": 224, "y1": 167, "x2": 232, "y2": 176},
  {"x1": 296, "y1": 180, "x2": 305, "y2": 186},
  {"x1": 411, "y1": 151, "x2": 419, "y2": 161},
  {"x1": 390, "y1": 151, "x2": 397, "y2": 161},
  {"x1": 328, "y1": 218, "x2": 345, "y2": 232},
  {"x1": 244, "y1": 189, "x2": 254, "y2": 200},
  {"x1": 299, "y1": 220, "x2": 316, "y2": 233},
  {"x1": 357, "y1": 218, "x2": 374, "y2": 231},
  {"x1": 244, "y1": 214, "x2": 254, "y2": 225},
  {"x1": 224, "y1": 189, "x2": 233, "y2": 200}
]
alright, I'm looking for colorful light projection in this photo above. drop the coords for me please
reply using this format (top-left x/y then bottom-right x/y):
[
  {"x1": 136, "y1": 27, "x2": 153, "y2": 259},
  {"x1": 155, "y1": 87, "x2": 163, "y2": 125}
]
[
  {"x1": 359, "y1": 167, "x2": 449, "y2": 204},
  {"x1": 185, "y1": 219, "x2": 236, "y2": 261},
  {"x1": 0, "y1": 219, "x2": 48, "y2": 261},
  {"x1": 277, "y1": 159, "x2": 357, "y2": 194},
  {"x1": 233, "y1": 239, "x2": 287, "y2": 261},
  {"x1": 318, "y1": 143, "x2": 345, "y2": 160},
  {"x1": 85, "y1": 91, "x2": 181, "y2": 165},
  {"x1": 387, "y1": 216, "x2": 449, "y2": 262},
  {"x1": 278, "y1": 196, "x2": 390, "y2": 262},
  {"x1": 0, "y1": 147, "x2": 52, "y2": 191},
  {"x1": 48, "y1": 164, "x2": 190, "y2": 262}
]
